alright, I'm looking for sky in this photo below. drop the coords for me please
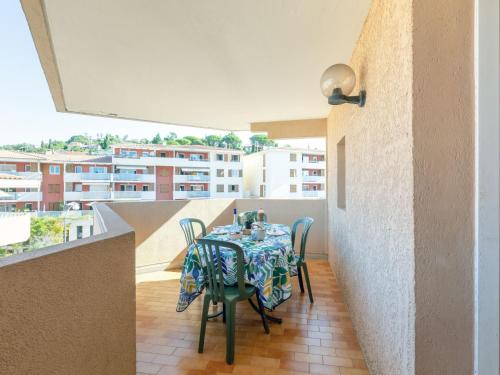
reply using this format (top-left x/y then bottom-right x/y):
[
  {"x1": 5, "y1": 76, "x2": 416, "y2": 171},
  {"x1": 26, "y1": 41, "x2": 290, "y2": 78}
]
[{"x1": 0, "y1": 2, "x2": 324, "y2": 150}]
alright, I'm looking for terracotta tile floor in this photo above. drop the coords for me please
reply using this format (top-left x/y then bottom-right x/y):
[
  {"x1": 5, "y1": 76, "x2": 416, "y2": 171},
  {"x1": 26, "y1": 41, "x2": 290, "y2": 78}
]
[{"x1": 136, "y1": 260, "x2": 368, "y2": 375}]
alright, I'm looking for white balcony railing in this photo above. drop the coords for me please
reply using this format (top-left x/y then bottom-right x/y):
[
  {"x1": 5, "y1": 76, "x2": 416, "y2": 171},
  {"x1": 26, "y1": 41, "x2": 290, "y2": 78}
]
[
  {"x1": 113, "y1": 173, "x2": 155, "y2": 182},
  {"x1": 113, "y1": 191, "x2": 155, "y2": 200},
  {"x1": 187, "y1": 191, "x2": 210, "y2": 198},
  {"x1": 65, "y1": 173, "x2": 111, "y2": 182},
  {"x1": 0, "y1": 171, "x2": 42, "y2": 180},
  {"x1": 0, "y1": 191, "x2": 42, "y2": 201},
  {"x1": 302, "y1": 175, "x2": 325, "y2": 182},
  {"x1": 65, "y1": 191, "x2": 111, "y2": 201},
  {"x1": 302, "y1": 190, "x2": 325, "y2": 198}
]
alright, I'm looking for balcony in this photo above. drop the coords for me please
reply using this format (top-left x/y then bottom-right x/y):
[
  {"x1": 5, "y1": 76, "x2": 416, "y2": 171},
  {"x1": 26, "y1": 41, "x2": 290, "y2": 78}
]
[
  {"x1": 113, "y1": 173, "x2": 155, "y2": 183},
  {"x1": 65, "y1": 172, "x2": 111, "y2": 182},
  {"x1": 173, "y1": 190, "x2": 210, "y2": 199},
  {"x1": 0, "y1": 171, "x2": 42, "y2": 179},
  {"x1": 301, "y1": 160, "x2": 326, "y2": 169},
  {"x1": 302, "y1": 190, "x2": 325, "y2": 198},
  {"x1": 113, "y1": 191, "x2": 155, "y2": 200},
  {"x1": 302, "y1": 175, "x2": 325, "y2": 183},
  {"x1": 0, "y1": 198, "x2": 335, "y2": 374},
  {"x1": 173, "y1": 174, "x2": 210, "y2": 183},
  {"x1": 0, "y1": 191, "x2": 42, "y2": 202},
  {"x1": 64, "y1": 191, "x2": 111, "y2": 201},
  {"x1": 112, "y1": 155, "x2": 211, "y2": 168}
]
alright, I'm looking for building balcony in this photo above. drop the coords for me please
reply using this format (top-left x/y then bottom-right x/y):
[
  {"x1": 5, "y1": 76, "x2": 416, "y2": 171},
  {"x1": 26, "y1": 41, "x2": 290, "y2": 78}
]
[
  {"x1": 301, "y1": 160, "x2": 326, "y2": 169},
  {"x1": 0, "y1": 198, "x2": 335, "y2": 374},
  {"x1": 65, "y1": 172, "x2": 111, "y2": 182},
  {"x1": 173, "y1": 190, "x2": 210, "y2": 199},
  {"x1": 112, "y1": 156, "x2": 211, "y2": 168},
  {"x1": 0, "y1": 171, "x2": 42, "y2": 180},
  {"x1": 173, "y1": 174, "x2": 210, "y2": 183},
  {"x1": 64, "y1": 191, "x2": 112, "y2": 201},
  {"x1": 302, "y1": 175, "x2": 325, "y2": 182},
  {"x1": 302, "y1": 190, "x2": 326, "y2": 198},
  {"x1": 113, "y1": 173, "x2": 155, "y2": 183},
  {"x1": 0, "y1": 191, "x2": 42, "y2": 202},
  {"x1": 112, "y1": 191, "x2": 155, "y2": 200}
]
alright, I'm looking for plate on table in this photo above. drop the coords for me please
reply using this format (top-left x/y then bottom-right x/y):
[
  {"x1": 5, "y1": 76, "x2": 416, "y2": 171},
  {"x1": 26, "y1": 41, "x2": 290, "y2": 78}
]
[{"x1": 267, "y1": 228, "x2": 286, "y2": 236}]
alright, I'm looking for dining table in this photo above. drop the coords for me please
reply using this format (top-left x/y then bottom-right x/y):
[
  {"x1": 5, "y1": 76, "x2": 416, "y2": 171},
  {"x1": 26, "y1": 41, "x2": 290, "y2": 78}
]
[{"x1": 176, "y1": 223, "x2": 298, "y2": 323}]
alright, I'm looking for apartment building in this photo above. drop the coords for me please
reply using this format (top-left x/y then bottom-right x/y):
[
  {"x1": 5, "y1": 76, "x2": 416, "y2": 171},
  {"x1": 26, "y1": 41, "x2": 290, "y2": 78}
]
[
  {"x1": 243, "y1": 148, "x2": 326, "y2": 198},
  {"x1": 0, "y1": 145, "x2": 244, "y2": 211}
]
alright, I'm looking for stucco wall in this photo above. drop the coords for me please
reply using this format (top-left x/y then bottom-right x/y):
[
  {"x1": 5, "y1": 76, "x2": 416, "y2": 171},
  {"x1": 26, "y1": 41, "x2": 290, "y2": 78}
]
[
  {"x1": 412, "y1": 0, "x2": 474, "y2": 373},
  {"x1": 327, "y1": 1, "x2": 415, "y2": 374},
  {"x1": 0, "y1": 205, "x2": 136, "y2": 375},
  {"x1": 327, "y1": 0, "x2": 475, "y2": 374}
]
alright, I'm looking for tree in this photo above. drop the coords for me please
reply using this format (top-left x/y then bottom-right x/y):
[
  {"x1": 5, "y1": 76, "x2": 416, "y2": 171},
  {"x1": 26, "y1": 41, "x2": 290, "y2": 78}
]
[
  {"x1": 204, "y1": 135, "x2": 223, "y2": 147},
  {"x1": 182, "y1": 136, "x2": 205, "y2": 145},
  {"x1": 163, "y1": 132, "x2": 177, "y2": 143},
  {"x1": 176, "y1": 138, "x2": 191, "y2": 145},
  {"x1": 29, "y1": 217, "x2": 64, "y2": 249},
  {"x1": 67, "y1": 135, "x2": 90, "y2": 144},
  {"x1": 222, "y1": 133, "x2": 242, "y2": 150},
  {"x1": 249, "y1": 134, "x2": 277, "y2": 152},
  {"x1": 151, "y1": 133, "x2": 162, "y2": 144}
]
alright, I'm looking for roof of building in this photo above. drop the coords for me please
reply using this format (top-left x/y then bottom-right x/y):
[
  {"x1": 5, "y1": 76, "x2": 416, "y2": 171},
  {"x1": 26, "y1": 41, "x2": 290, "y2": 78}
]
[
  {"x1": 243, "y1": 147, "x2": 325, "y2": 156},
  {"x1": 0, "y1": 149, "x2": 112, "y2": 164},
  {"x1": 0, "y1": 150, "x2": 46, "y2": 161},
  {"x1": 112, "y1": 143, "x2": 245, "y2": 153}
]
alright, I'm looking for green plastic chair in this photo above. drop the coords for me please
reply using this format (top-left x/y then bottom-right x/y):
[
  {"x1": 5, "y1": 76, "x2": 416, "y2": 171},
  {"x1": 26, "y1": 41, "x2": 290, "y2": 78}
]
[
  {"x1": 291, "y1": 217, "x2": 314, "y2": 303},
  {"x1": 196, "y1": 238, "x2": 269, "y2": 364},
  {"x1": 179, "y1": 218, "x2": 206, "y2": 247},
  {"x1": 237, "y1": 211, "x2": 268, "y2": 226}
]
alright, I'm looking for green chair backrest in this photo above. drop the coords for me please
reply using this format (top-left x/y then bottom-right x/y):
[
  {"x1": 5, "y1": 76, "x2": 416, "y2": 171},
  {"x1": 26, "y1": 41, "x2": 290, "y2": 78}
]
[
  {"x1": 291, "y1": 217, "x2": 314, "y2": 262},
  {"x1": 180, "y1": 218, "x2": 207, "y2": 247},
  {"x1": 237, "y1": 211, "x2": 268, "y2": 226},
  {"x1": 195, "y1": 239, "x2": 247, "y2": 304}
]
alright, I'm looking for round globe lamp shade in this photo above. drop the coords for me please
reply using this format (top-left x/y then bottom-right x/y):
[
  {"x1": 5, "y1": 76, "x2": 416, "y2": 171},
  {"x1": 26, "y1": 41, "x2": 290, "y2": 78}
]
[{"x1": 320, "y1": 64, "x2": 356, "y2": 97}]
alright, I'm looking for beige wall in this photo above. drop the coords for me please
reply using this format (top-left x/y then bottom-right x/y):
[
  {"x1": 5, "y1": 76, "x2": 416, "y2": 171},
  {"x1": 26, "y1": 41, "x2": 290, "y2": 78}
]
[
  {"x1": 327, "y1": 1, "x2": 415, "y2": 374},
  {"x1": 327, "y1": 0, "x2": 475, "y2": 374},
  {"x1": 0, "y1": 204, "x2": 136, "y2": 375},
  {"x1": 412, "y1": 0, "x2": 474, "y2": 374},
  {"x1": 109, "y1": 198, "x2": 327, "y2": 271}
]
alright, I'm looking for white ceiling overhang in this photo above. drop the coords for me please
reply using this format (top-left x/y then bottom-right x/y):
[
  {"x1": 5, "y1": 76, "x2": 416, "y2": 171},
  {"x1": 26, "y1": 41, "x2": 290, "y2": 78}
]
[{"x1": 22, "y1": 0, "x2": 371, "y2": 131}]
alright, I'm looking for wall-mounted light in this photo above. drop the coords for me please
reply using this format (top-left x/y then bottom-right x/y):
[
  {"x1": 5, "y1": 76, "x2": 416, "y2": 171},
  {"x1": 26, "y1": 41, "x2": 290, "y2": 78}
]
[{"x1": 320, "y1": 64, "x2": 366, "y2": 107}]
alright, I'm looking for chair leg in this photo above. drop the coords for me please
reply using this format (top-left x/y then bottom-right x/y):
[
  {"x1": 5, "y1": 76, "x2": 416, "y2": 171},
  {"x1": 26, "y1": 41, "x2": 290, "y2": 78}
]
[
  {"x1": 198, "y1": 295, "x2": 210, "y2": 353},
  {"x1": 255, "y1": 292, "x2": 270, "y2": 334},
  {"x1": 297, "y1": 266, "x2": 305, "y2": 293},
  {"x1": 226, "y1": 302, "x2": 236, "y2": 364},
  {"x1": 302, "y1": 262, "x2": 314, "y2": 304}
]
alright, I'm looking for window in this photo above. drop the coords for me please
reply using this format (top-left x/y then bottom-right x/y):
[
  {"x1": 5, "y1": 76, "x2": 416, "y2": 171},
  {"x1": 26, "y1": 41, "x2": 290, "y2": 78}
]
[
  {"x1": 120, "y1": 150, "x2": 137, "y2": 158},
  {"x1": 74, "y1": 166, "x2": 83, "y2": 173},
  {"x1": 263, "y1": 169, "x2": 266, "y2": 183},
  {"x1": 216, "y1": 184, "x2": 224, "y2": 193},
  {"x1": 24, "y1": 164, "x2": 32, "y2": 172},
  {"x1": 190, "y1": 154, "x2": 203, "y2": 161},
  {"x1": 142, "y1": 151, "x2": 154, "y2": 157},
  {"x1": 217, "y1": 169, "x2": 224, "y2": 177},
  {"x1": 24, "y1": 203, "x2": 33, "y2": 211},
  {"x1": 160, "y1": 168, "x2": 168, "y2": 177},
  {"x1": 228, "y1": 184, "x2": 239, "y2": 192},
  {"x1": 260, "y1": 185, "x2": 266, "y2": 197},
  {"x1": 239, "y1": 170, "x2": 243, "y2": 177},
  {"x1": 216, "y1": 154, "x2": 224, "y2": 161},
  {"x1": 90, "y1": 225, "x2": 94, "y2": 236},
  {"x1": 49, "y1": 165, "x2": 60, "y2": 175},
  {"x1": 179, "y1": 185, "x2": 185, "y2": 191},
  {"x1": 231, "y1": 154, "x2": 240, "y2": 162},
  {"x1": 160, "y1": 152, "x2": 166, "y2": 158},
  {"x1": 48, "y1": 184, "x2": 60, "y2": 193},
  {"x1": 76, "y1": 226, "x2": 83, "y2": 239},
  {"x1": 290, "y1": 185, "x2": 297, "y2": 193},
  {"x1": 290, "y1": 153, "x2": 297, "y2": 162},
  {"x1": 75, "y1": 184, "x2": 82, "y2": 192},
  {"x1": 90, "y1": 166, "x2": 106, "y2": 173},
  {"x1": 177, "y1": 153, "x2": 185, "y2": 159},
  {"x1": 290, "y1": 169, "x2": 297, "y2": 177},
  {"x1": 262, "y1": 155, "x2": 266, "y2": 167},
  {"x1": 228, "y1": 169, "x2": 239, "y2": 177},
  {"x1": 160, "y1": 184, "x2": 168, "y2": 193},
  {"x1": 337, "y1": 137, "x2": 346, "y2": 209}
]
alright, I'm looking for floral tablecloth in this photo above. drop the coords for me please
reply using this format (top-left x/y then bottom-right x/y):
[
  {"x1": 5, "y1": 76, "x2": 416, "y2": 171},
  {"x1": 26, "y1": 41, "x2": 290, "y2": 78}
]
[{"x1": 176, "y1": 223, "x2": 297, "y2": 312}]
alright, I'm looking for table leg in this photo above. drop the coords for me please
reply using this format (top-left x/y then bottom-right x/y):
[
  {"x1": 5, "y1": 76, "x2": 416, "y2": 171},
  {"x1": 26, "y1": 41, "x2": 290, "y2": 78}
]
[{"x1": 247, "y1": 297, "x2": 282, "y2": 324}]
